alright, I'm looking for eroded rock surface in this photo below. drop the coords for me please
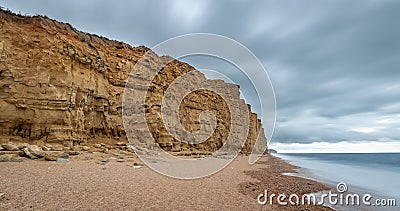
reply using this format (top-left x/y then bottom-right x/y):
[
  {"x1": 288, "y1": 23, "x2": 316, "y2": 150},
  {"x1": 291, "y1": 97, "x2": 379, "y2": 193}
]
[{"x1": 0, "y1": 9, "x2": 267, "y2": 155}]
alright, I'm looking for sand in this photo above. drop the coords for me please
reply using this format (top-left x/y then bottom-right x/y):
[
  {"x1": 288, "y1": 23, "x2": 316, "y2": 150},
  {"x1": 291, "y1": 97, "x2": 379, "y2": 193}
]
[{"x1": 0, "y1": 154, "x2": 332, "y2": 210}]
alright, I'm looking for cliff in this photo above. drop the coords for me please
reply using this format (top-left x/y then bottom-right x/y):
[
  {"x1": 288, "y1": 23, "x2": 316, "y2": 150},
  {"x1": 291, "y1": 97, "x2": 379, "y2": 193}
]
[{"x1": 0, "y1": 9, "x2": 266, "y2": 155}]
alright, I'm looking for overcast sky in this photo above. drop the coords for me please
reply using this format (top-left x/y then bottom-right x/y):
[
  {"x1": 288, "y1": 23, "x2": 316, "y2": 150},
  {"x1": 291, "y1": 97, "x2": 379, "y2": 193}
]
[{"x1": 2, "y1": 0, "x2": 400, "y2": 151}]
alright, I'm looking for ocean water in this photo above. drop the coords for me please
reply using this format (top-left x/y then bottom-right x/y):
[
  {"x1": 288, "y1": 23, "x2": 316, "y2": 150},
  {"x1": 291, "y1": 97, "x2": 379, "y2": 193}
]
[{"x1": 273, "y1": 153, "x2": 400, "y2": 202}]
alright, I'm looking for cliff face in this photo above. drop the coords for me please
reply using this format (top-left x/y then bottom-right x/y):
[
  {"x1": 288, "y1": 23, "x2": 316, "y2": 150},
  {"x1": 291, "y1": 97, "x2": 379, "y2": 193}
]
[{"x1": 0, "y1": 9, "x2": 266, "y2": 154}]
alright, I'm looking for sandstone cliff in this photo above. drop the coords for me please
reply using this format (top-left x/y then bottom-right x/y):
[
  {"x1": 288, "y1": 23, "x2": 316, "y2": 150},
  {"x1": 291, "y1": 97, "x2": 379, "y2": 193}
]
[{"x1": 0, "y1": 9, "x2": 266, "y2": 155}]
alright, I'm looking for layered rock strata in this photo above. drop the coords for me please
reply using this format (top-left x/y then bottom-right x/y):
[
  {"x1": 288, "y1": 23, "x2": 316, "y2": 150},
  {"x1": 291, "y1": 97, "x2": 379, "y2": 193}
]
[{"x1": 0, "y1": 9, "x2": 267, "y2": 155}]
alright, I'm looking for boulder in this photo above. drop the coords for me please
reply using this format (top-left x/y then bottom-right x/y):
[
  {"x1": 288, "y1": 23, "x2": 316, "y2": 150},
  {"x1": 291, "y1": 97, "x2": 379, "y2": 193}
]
[
  {"x1": 42, "y1": 146, "x2": 51, "y2": 151},
  {"x1": 56, "y1": 158, "x2": 69, "y2": 163},
  {"x1": 0, "y1": 154, "x2": 23, "y2": 162},
  {"x1": 44, "y1": 152, "x2": 69, "y2": 161},
  {"x1": 45, "y1": 144, "x2": 55, "y2": 150},
  {"x1": 44, "y1": 153, "x2": 58, "y2": 161},
  {"x1": 48, "y1": 143, "x2": 64, "y2": 151},
  {"x1": 17, "y1": 143, "x2": 29, "y2": 150},
  {"x1": 2, "y1": 143, "x2": 19, "y2": 151},
  {"x1": 23, "y1": 145, "x2": 45, "y2": 159}
]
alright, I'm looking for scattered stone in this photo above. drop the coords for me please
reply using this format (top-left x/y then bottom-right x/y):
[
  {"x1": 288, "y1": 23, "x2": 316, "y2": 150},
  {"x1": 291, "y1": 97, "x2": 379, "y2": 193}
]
[
  {"x1": 0, "y1": 146, "x2": 3, "y2": 151},
  {"x1": 23, "y1": 145, "x2": 45, "y2": 159},
  {"x1": 2, "y1": 142, "x2": 19, "y2": 151},
  {"x1": 214, "y1": 155, "x2": 233, "y2": 160},
  {"x1": 56, "y1": 158, "x2": 68, "y2": 163},
  {"x1": 99, "y1": 158, "x2": 109, "y2": 163},
  {"x1": 0, "y1": 192, "x2": 5, "y2": 199},
  {"x1": 100, "y1": 143, "x2": 106, "y2": 147},
  {"x1": 133, "y1": 162, "x2": 143, "y2": 167},
  {"x1": 42, "y1": 146, "x2": 51, "y2": 151},
  {"x1": 44, "y1": 153, "x2": 58, "y2": 161},
  {"x1": 45, "y1": 143, "x2": 55, "y2": 150},
  {"x1": 0, "y1": 154, "x2": 23, "y2": 162},
  {"x1": 116, "y1": 142, "x2": 126, "y2": 146},
  {"x1": 82, "y1": 146, "x2": 90, "y2": 151},
  {"x1": 116, "y1": 159, "x2": 125, "y2": 162},
  {"x1": 50, "y1": 143, "x2": 64, "y2": 151},
  {"x1": 126, "y1": 145, "x2": 135, "y2": 153},
  {"x1": 59, "y1": 152, "x2": 70, "y2": 159},
  {"x1": 109, "y1": 157, "x2": 117, "y2": 161},
  {"x1": 93, "y1": 144, "x2": 101, "y2": 148},
  {"x1": 68, "y1": 151, "x2": 80, "y2": 156},
  {"x1": 44, "y1": 152, "x2": 69, "y2": 161},
  {"x1": 133, "y1": 146, "x2": 156, "y2": 155}
]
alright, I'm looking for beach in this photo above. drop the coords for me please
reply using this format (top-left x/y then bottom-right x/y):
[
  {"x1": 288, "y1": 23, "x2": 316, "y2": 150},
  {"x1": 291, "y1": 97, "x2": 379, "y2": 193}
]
[{"x1": 0, "y1": 154, "x2": 331, "y2": 210}]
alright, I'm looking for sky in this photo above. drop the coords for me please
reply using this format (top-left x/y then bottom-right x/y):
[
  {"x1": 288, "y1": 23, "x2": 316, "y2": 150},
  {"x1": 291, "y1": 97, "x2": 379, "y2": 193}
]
[{"x1": 2, "y1": 0, "x2": 400, "y2": 152}]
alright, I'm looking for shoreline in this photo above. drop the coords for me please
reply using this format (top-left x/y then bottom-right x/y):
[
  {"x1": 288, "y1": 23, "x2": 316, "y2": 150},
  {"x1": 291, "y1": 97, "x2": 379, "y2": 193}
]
[
  {"x1": 0, "y1": 153, "x2": 332, "y2": 210},
  {"x1": 238, "y1": 154, "x2": 333, "y2": 210},
  {"x1": 273, "y1": 153, "x2": 399, "y2": 211}
]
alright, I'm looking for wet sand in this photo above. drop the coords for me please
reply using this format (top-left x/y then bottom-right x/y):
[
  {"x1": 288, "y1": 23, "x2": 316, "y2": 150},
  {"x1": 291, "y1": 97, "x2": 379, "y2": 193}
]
[{"x1": 0, "y1": 154, "x2": 331, "y2": 210}]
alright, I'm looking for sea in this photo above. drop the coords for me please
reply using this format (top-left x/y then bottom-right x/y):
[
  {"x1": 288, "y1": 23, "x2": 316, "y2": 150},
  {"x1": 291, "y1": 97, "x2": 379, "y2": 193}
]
[{"x1": 273, "y1": 153, "x2": 400, "y2": 210}]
